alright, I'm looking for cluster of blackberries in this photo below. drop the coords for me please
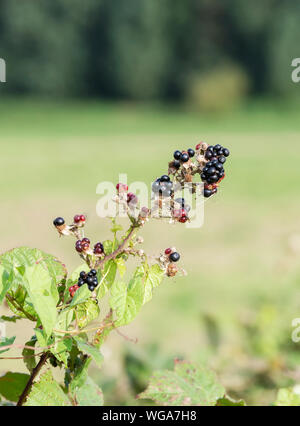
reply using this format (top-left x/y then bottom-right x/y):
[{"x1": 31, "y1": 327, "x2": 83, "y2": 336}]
[
  {"x1": 75, "y1": 238, "x2": 91, "y2": 253},
  {"x1": 152, "y1": 175, "x2": 174, "y2": 197},
  {"x1": 165, "y1": 248, "x2": 180, "y2": 262},
  {"x1": 201, "y1": 144, "x2": 230, "y2": 197},
  {"x1": 69, "y1": 269, "x2": 99, "y2": 297},
  {"x1": 172, "y1": 149, "x2": 195, "y2": 168},
  {"x1": 78, "y1": 269, "x2": 98, "y2": 292}
]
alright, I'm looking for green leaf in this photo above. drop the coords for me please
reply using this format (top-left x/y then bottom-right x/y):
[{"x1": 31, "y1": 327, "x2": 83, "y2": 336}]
[
  {"x1": 138, "y1": 359, "x2": 225, "y2": 406},
  {"x1": 97, "y1": 259, "x2": 117, "y2": 299},
  {"x1": 274, "y1": 387, "x2": 300, "y2": 406},
  {"x1": 55, "y1": 308, "x2": 74, "y2": 332},
  {"x1": 74, "y1": 376, "x2": 104, "y2": 406},
  {"x1": 0, "y1": 335, "x2": 16, "y2": 354},
  {"x1": 69, "y1": 285, "x2": 91, "y2": 308},
  {"x1": 217, "y1": 396, "x2": 246, "y2": 406},
  {"x1": 24, "y1": 370, "x2": 71, "y2": 406},
  {"x1": 73, "y1": 337, "x2": 103, "y2": 368},
  {"x1": 143, "y1": 264, "x2": 165, "y2": 304},
  {"x1": 70, "y1": 357, "x2": 92, "y2": 393},
  {"x1": 70, "y1": 264, "x2": 90, "y2": 282},
  {"x1": 21, "y1": 264, "x2": 58, "y2": 338},
  {"x1": 110, "y1": 268, "x2": 145, "y2": 326},
  {"x1": 51, "y1": 338, "x2": 73, "y2": 366},
  {"x1": 0, "y1": 266, "x2": 13, "y2": 304},
  {"x1": 22, "y1": 337, "x2": 37, "y2": 373},
  {"x1": 0, "y1": 372, "x2": 30, "y2": 402},
  {"x1": 103, "y1": 240, "x2": 114, "y2": 254},
  {"x1": 116, "y1": 257, "x2": 126, "y2": 278},
  {"x1": 35, "y1": 328, "x2": 53, "y2": 348},
  {"x1": 1, "y1": 247, "x2": 66, "y2": 319},
  {"x1": 76, "y1": 299, "x2": 100, "y2": 329}
]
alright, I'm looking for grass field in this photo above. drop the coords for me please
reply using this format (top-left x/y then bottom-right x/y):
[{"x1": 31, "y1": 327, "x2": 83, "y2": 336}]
[{"x1": 1, "y1": 98, "x2": 300, "y2": 405}]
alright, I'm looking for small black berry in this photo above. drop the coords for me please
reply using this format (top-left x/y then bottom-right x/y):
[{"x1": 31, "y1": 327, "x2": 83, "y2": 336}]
[
  {"x1": 88, "y1": 284, "x2": 95, "y2": 292},
  {"x1": 223, "y1": 148, "x2": 230, "y2": 157},
  {"x1": 160, "y1": 175, "x2": 170, "y2": 182},
  {"x1": 204, "y1": 189, "x2": 212, "y2": 198},
  {"x1": 173, "y1": 160, "x2": 180, "y2": 169},
  {"x1": 86, "y1": 276, "x2": 94, "y2": 285},
  {"x1": 180, "y1": 153, "x2": 189, "y2": 162},
  {"x1": 218, "y1": 156, "x2": 226, "y2": 164},
  {"x1": 78, "y1": 279, "x2": 85, "y2": 287},
  {"x1": 169, "y1": 252, "x2": 180, "y2": 262},
  {"x1": 90, "y1": 269, "x2": 97, "y2": 276},
  {"x1": 152, "y1": 181, "x2": 160, "y2": 193},
  {"x1": 53, "y1": 217, "x2": 65, "y2": 227},
  {"x1": 80, "y1": 271, "x2": 86, "y2": 279},
  {"x1": 173, "y1": 150, "x2": 182, "y2": 160},
  {"x1": 187, "y1": 148, "x2": 195, "y2": 158}
]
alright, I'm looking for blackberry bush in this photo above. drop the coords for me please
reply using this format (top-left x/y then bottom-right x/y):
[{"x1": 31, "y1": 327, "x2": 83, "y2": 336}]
[{"x1": 0, "y1": 142, "x2": 230, "y2": 406}]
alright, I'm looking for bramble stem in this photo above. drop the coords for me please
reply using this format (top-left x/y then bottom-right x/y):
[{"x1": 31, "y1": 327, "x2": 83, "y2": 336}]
[
  {"x1": 17, "y1": 352, "x2": 49, "y2": 406},
  {"x1": 95, "y1": 222, "x2": 141, "y2": 269}
]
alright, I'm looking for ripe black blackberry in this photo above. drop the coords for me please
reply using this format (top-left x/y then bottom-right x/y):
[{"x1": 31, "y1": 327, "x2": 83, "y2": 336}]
[
  {"x1": 76, "y1": 269, "x2": 99, "y2": 291},
  {"x1": 169, "y1": 252, "x2": 180, "y2": 262},
  {"x1": 53, "y1": 217, "x2": 65, "y2": 227}
]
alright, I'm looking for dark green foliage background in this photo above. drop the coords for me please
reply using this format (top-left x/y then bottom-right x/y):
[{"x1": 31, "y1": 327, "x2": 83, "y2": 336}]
[{"x1": 0, "y1": 0, "x2": 299, "y2": 99}]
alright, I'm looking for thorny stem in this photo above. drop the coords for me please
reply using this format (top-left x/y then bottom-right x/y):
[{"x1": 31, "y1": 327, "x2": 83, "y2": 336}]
[
  {"x1": 17, "y1": 352, "x2": 49, "y2": 406},
  {"x1": 95, "y1": 222, "x2": 141, "y2": 269}
]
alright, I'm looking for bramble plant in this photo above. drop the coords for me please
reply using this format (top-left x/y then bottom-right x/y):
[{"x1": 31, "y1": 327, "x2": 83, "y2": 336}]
[{"x1": 0, "y1": 142, "x2": 232, "y2": 406}]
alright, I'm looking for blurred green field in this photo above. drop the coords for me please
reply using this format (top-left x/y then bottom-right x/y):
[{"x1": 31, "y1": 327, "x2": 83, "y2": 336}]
[{"x1": 1, "y1": 98, "x2": 300, "y2": 405}]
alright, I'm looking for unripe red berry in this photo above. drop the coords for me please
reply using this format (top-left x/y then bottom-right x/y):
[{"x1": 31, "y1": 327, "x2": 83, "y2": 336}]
[
  {"x1": 116, "y1": 183, "x2": 128, "y2": 192},
  {"x1": 165, "y1": 248, "x2": 172, "y2": 255},
  {"x1": 127, "y1": 193, "x2": 137, "y2": 204},
  {"x1": 179, "y1": 216, "x2": 188, "y2": 223},
  {"x1": 82, "y1": 238, "x2": 90, "y2": 244},
  {"x1": 80, "y1": 215, "x2": 86, "y2": 222},
  {"x1": 195, "y1": 143, "x2": 202, "y2": 150},
  {"x1": 82, "y1": 242, "x2": 89, "y2": 251},
  {"x1": 74, "y1": 215, "x2": 81, "y2": 223}
]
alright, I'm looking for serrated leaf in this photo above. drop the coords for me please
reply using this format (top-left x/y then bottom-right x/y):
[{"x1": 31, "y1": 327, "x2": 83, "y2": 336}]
[
  {"x1": 274, "y1": 387, "x2": 300, "y2": 406},
  {"x1": 69, "y1": 285, "x2": 91, "y2": 308},
  {"x1": 97, "y1": 259, "x2": 117, "y2": 299},
  {"x1": 55, "y1": 308, "x2": 74, "y2": 332},
  {"x1": 217, "y1": 396, "x2": 246, "y2": 406},
  {"x1": 0, "y1": 372, "x2": 30, "y2": 402},
  {"x1": 24, "y1": 370, "x2": 71, "y2": 406},
  {"x1": 74, "y1": 376, "x2": 104, "y2": 406},
  {"x1": 70, "y1": 357, "x2": 92, "y2": 393},
  {"x1": 1, "y1": 247, "x2": 66, "y2": 319},
  {"x1": 76, "y1": 299, "x2": 100, "y2": 329},
  {"x1": 138, "y1": 359, "x2": 225, "y2": 406},
  {"x1": 0, "y1": 266, "x2": 13, "y2": 304},
  {"x1": 0, "y1": 335, "x2": 16, "y2": 354},
  {"x1": 116, "y1": 257, "x2": 126, "y2": 278},
  {"x1": 51, "y1": 338, "x2": 73, "y2": 366},
  {"x1": 73, "y1": 337, "x2": 103, "y2": 368},
  {"x1": 110, "y1": 269, "x2": 145, "y2": 326},
  {"x1": 103, "y1": 240, "x2": 114, "y2": 254},
  {"x1": 143, "y1": 264, "x2": 164, "y2": 304},
  {"x1": 21, "y1": 264, "x2": 58, "y2": 337},
  {"x1": 22, "y1": 337, "x2": 37, "y2": 373}
]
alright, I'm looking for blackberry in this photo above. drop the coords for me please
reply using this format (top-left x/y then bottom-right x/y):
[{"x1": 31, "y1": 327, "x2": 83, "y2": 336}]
[
  {"x1": 169, "y1": 252, "x2": 180, "y2": 262},
  {"x1": 173, "y1": 150, "x2": 182, "y2": 160},
  {"x1": 53, "y1": 217, "x2": 65, "y2": 227},
  {"x1": 180, "y1": 152, "x2": 189, "y2": 163},
  {"x1": 187, "y1": 148, "x2": 195, "y2": 158},
  {"x1": 200, "y1": 142, "x2": 229, "y2": 190}
]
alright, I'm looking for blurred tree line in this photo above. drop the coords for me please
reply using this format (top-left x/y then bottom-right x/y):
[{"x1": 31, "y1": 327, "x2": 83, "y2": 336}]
[{"x1": 0, "y1": 0, "x2": 299, "y2": 105}]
